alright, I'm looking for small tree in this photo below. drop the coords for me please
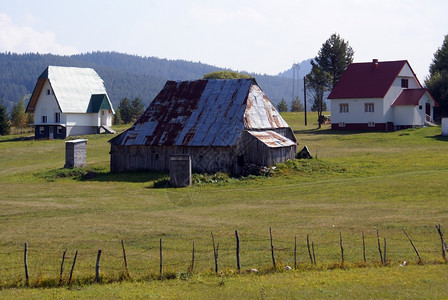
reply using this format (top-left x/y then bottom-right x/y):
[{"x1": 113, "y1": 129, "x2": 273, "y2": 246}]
[
  {"x1": 0, "y1": 102, "x2": 11, "y2": 136},
  {"x1": 425, "y1": 34, "x2": 448, "y2": 117},
  {"x1": 113, "y1": 106, "x2": 122, "y2": 125},
  {"x1": 131, "y1": 97, "x2": 145, "y2": 121},
  {"x1": 203, "y1": 71, "x2": 253, "y2": 79},
  {"x1": 118, "y1": 98, "x2": 133, "y2": 124},
  {"x1": 11, "y1": 97, "x2": 27, "y2": 133},
  {"x1": 290, "y1": 97, "x2": 304, "y2": 112},
  {"x1": 277, "y1": 99, "x2": 288, "y2": 112},
  {"x1": 306, "y1": 64, "x2": 331, "y2": 128}
]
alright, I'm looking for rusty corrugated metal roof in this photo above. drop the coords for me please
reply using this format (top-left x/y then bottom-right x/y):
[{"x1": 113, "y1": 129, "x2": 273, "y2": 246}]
[
  {"x1": 113, "y1": 79, "x2": 292, "y2": 147},
  {"x1": 247, "y1": 130, "x2": 296, "y2": 148}
]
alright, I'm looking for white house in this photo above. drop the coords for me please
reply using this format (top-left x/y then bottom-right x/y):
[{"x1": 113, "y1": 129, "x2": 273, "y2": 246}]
[
  {"x1": 26, "y1": 66, "x2": 115, "y2": 139},
  {"x1": 328, "y1": 59, "x2": 438, "y2": 131}
]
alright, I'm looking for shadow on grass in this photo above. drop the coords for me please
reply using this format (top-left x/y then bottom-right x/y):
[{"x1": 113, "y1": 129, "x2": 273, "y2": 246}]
[
  {"x1": 0, "y1": 135, "x2": 34, "y2": 143},
  {"x1": 81, "y1": 170, "x2": 168, "y2": 184},
  {"x1": 425, "y1": 134, "x2": 448, "y2": 142},
  {"x1": 294, "y1": 128, "x2": 372, "y2": 135}
]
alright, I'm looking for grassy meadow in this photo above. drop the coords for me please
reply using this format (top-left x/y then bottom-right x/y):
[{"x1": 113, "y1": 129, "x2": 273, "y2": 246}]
[{"x1": 0, "y1": 112, "x2": 448, "y2": 299}]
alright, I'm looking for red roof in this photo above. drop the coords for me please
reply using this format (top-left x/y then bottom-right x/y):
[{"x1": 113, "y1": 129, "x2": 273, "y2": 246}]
[
  {"x1": 392, "y1": 88, "x2": 438, "y2": 107},
  {"x1": 328, "y1": 60, "x2": 408, "y2": 99}
]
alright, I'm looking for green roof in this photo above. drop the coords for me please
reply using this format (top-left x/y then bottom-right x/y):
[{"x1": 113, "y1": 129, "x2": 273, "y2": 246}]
[{"x1": 87, "y1": 94, "x2": 112, "y2": 113}]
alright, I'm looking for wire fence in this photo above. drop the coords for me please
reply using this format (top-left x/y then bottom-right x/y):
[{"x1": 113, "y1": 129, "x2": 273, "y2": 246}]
[{"x1": 0, "y1": 225, "x2": 446, "y2": 288}]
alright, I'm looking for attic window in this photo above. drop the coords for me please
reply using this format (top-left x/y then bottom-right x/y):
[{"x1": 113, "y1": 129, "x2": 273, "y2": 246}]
[
  {"x1": 42, "y1": 115, "x2": 47, "y2": 123},
  {"x1": 47, "y1": 89, "x2": 51, "y2": 95},
  {"x1": 55, "y1": 112, "x2": 60, "y2": 123},
  {"x1": 401, "y1": 79, "x2": 409, "y2": 88}
]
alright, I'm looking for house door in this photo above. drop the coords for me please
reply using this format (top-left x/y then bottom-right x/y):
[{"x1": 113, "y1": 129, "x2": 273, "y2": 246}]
[
  {"x1": 49, "y1": 126, "x2": 54, "y2": 139},
  {"x1": 100, "y1": 110, "x2": 107, "y2": 126},
  {"x1": 426, "y1": 103, "x2": 431, "y2": 116}
]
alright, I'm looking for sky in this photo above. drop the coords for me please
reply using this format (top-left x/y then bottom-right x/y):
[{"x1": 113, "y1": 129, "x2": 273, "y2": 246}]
[{"x1": 0, "y1": 0, "x2": 447, "y2": 80}]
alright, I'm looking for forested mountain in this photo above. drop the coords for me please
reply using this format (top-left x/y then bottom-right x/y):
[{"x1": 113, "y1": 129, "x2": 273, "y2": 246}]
[{"x1": 0, "y1": 52, "x2": 305, "y2": 111}]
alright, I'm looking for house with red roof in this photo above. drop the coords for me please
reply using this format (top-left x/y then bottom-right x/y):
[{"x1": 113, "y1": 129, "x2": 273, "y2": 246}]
[{"x1": 328, "y1": 59, "x2": 438, "y2": 131}]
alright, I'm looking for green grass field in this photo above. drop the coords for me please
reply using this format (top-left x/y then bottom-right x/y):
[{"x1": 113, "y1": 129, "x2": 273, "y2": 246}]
[{"x1": 1, "y1": 112, "x2": 448, "y2": 299}]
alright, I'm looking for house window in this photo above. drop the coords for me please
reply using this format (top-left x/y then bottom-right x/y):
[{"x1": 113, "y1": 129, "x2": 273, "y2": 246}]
[
  {"x1": 401, "y1": 78, "x2": 408, "y2": 88},
  {"x1": 42, "y1": 115, "x2": 47, "y2": 123},
  {"x1": 55, "y1": 112, "x2": 60, "y2": 123},
  {"x1": 365, "y1": 103, "x2": 374, "y2": 112},
  {"x1": 57, "y1": 126, "x2": 63, "y2": 135},
  {"x1": 47, "y1": 89, "x2": 51, "y2": 95},
  {"x1": 419, "y1": 105, "x2": 423, "y2": 110},
  {"x1": 368, "y1": 122, "x2": 375, "y2": 127},
  {"x1": 339, "y1": 104, "x2": 349, "y2": 113},
  {"x1": 39, "y1": 126, "x2": 44, "y2": 134},
  {"x1": 339, "y1": 122, "x2": 346, "y2": 127}
]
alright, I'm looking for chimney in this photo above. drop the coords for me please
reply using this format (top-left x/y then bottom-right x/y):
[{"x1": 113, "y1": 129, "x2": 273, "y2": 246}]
[{"x1": 373, "y1": 59, "x2": 379, "y2": 70}]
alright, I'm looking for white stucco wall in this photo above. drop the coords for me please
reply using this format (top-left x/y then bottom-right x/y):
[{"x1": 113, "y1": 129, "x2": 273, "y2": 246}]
[
  {"x1": 65, "y1": 113, "x2": 99, "y2": 127},
  {"x1": 330, "y1": 98, "x2": 384, "y2": 124}
]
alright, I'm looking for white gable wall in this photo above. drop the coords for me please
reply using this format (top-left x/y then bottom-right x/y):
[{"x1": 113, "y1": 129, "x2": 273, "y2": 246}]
[
  {"x1": 33, "y1": 80, "x2": 61, "y2": 124},
  {"x1": 382, "y1": 66, "x2": 421, "y2": 122}
]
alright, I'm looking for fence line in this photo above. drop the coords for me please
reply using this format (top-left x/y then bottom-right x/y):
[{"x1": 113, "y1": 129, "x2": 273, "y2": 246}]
[{"x1": 0, "y1": 226, "x2": 446, "y2": 288}]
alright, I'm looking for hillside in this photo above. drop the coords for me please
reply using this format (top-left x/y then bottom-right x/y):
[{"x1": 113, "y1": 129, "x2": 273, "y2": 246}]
[{"x1": 0, "y1": 52, "x2": 302, "y2": 111}]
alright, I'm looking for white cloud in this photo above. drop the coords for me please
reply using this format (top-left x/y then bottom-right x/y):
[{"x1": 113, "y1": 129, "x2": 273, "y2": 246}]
[{"x1": 0, "y1": 13, "x2": 78, "y2": 55}]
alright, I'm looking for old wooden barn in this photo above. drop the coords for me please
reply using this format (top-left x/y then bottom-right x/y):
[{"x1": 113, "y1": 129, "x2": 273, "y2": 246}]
[{"x1": 109, "y1": 79, "x2": 297, "y2": 175}]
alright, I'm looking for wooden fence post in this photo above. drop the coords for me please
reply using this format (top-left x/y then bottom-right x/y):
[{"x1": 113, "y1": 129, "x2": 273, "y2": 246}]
[
  {"x1": 59, "y1": 249, "x2": 67, "y2": 285},
  {"x1": 403, "y1": 229, "x2": 421, "y2": 263},
  {"x1": 307, "y1": 234, "x2": 313, "y2": 265},
  {"x1": 269, "y1": 227, "x2": 276, "y2": 269},
  {"x1": 121, "y1": 240, "x2": 129, "y2": 276},
  {"x1": 436, "y1": 224, "x2": 447, "y2": 261},
  {"x1": 68, "y1": 250, "x2": 78, "y2": 286},
  {"x1": 95, "y1": 250, "x2": 102, "y2": 282},
  {"x1": 340, "y1": 231, "x2": 344, "y2": 265},
  {"x1": 235, "y1": 230, "x2": 241, "y2": 274},
  {"x1": 312, "y1": 242, "x2": 316, "y2": 265},
  {"x1": 294, "y1": 236, "x2": 297, "y2": 270},
  {"x1": 24, "y1": 243, "x2": 29, "y2": 286},
  {"x1": 159, "y1": 239, "x2": 163, "y2": 279},
  {"x1": 383, "y1": 238, "x2": 387, "y2": 265},
  {"x1": 376, "y1": 230, "x2": 383, "y2": 265},
  {"x1": 362, "y1": 231, "x2": 366, "y2": 263},
  {"x1": 211, "y1": 232, "x2": 218, "y2": 273},
  {"x1": 190, "y1": 240, "x2": 195, "y2": 273}
]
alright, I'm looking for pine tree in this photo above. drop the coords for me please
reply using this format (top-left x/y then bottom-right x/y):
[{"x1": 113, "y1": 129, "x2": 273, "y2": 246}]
[
  {"x1": 118, "y1": 98, "x2": 133, "y2": 124},
  {"x1": 277, "y1": 99, "x2": 288, "y2": 112},
  {"x1": 0, "y1": 102, "x2": 11, "y2": 136},
  {"x1": 131, "y1": 97, "x2": 145, "y2": 121},
  {"x1": 314, "y1": 33, "x2": 354, "y2": 88},
  {"x1": 425, "y1": 34, "x2": 448, "y2": 117},
  {"x1": 290, "y1": 97, "x2": 304, "y2": 112}
]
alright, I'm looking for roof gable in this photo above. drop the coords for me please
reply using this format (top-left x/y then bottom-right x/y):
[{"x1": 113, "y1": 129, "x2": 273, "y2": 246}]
[
  {"x1": 392, "y1": 88, "x2": 438, "y2": 106},
  {"x1": 27, "y1": 66, "x2": 114, "y2": 114},
  {"x1": 87, "y1": 94, "x2": 112, "y2": 113},
  {"x1": 328, "y1": 60, "x2": 408, "y2": 99},
  {"x1": 111, "y1": 79, "x2": 290, "y2": 147}
]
